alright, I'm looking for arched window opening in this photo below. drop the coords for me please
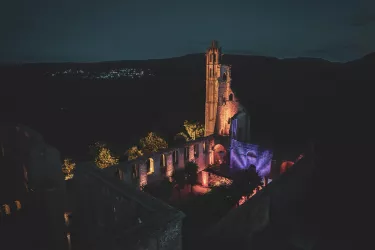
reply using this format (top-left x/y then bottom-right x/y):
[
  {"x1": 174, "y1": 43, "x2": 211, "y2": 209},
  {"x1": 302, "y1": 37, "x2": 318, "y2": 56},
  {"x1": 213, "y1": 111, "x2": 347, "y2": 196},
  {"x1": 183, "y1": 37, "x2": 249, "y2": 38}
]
[
  {"x1": 147, "y1": 158, "x2": 154, "y2": 175},
  {"x1": 222, "y1": 72, "x2": 227, "y2": 81},
  {"x1": 173, "y1": 151, "x2": 179, "y2": 164},
  {"x1": 23, "y1": 165, "x2": 28, "y2": 181},
  {"x1": 184, "y1": 148, "x2": 189, "y2": 161},
  {"x1": 132, "y1": 164, "x2": 138, "y2": 180},
  {"x1": 194, "y1": 144, "x2": 199, "y2": 158},
  {"x1": 3, "y1": 204, "x2": 11, "y2": 215},
  {"x1": 64, "y1": 212, "x2": 71, "y2": 226},
  {"x1": 229, "y1": 93, "x2": 234, "y2": 101},
  {"x1": 115, "y1": 168, "x2": 123, "y2": 180},
  {"x1": 213, "y1": 144, "x2": 227, "y2": 166},
  {"x1": 160, "y1": 154, "x2": 166, "y2": 175},
  {"x1": 160, "y1": 154, "x2": 166, "y2": 167},
  {"x1": 14, "y1": 200, "x2": 21, "y2": 211}
]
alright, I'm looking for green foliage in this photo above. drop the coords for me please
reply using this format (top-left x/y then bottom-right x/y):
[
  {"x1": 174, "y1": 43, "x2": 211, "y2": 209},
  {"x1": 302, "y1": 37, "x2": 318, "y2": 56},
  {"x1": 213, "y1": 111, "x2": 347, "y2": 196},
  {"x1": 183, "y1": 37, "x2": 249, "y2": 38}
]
[
  {"x1": 125, "y1": 132, "x2": 168, "y2": 161},
  {"x1": 89, "y1": 141, "x2": 106, "y2": 158},
  {"x1": 62, "y1": 158, "x2": 76, "y2": 180},
  {"x1": 139, "y1": 132, "x2": 168, "y2": 154},
  {"x1": 185, "y1": 161, "x2": 199, "y2": 192},
  {"x1": 90, "y1": 142, "x2": 119, "y2": 169},
  {"x1": 126, "y1": 146, "x2": 143, "y2": 161},
  {"x1": 176, "y1": 120, "x2": 205, "y2": 141}
]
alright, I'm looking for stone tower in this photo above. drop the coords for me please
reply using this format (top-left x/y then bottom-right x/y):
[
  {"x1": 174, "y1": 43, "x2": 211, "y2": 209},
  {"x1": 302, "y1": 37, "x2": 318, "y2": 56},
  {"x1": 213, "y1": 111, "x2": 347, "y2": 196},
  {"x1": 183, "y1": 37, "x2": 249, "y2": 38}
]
[
  {"x1": 216, "y1": 65, "x2": 239, "y2": 136},
  {"x1": 205, "y1": 41, "x2": 239, "y2": 136},
  {"x1": 205, "y1": 41, "x2": 222, "y2": 136}
]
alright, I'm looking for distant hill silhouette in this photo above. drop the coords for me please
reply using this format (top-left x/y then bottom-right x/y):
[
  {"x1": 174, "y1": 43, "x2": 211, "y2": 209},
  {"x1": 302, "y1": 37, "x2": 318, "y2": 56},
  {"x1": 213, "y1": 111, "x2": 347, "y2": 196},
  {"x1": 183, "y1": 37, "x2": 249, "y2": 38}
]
[{"x1": 1, "y1": 53, "x2": 373, "y2": 159}]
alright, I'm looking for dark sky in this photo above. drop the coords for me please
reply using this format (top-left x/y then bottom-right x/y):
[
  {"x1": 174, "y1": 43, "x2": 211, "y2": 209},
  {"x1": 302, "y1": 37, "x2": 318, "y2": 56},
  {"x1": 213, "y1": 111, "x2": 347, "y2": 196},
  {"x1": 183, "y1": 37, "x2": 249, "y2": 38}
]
[{"x1": 1, "y1": 0, "x2": 374, "y2": 63}]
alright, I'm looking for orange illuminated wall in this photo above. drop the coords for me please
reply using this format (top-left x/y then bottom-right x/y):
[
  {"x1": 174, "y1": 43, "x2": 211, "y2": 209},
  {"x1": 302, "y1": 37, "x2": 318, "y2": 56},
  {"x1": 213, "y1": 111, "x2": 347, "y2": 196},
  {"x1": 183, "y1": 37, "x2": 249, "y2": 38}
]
[
  {"x1": 280, "y1": 161, "x2": 294, "y2": 174},
  {"x1": 216, "y1": 65, "x2": 239, "y2": 136}
]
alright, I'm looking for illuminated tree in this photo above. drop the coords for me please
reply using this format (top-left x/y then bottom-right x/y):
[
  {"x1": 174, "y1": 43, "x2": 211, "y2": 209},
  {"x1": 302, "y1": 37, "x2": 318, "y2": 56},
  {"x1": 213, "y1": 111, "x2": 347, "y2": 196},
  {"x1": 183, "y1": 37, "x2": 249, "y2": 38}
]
[
  {"x1": 89, "y1": 141, "x2": 106, "y2": 157},
  {"x1": 176, "y1": 120, "x2": 205, "y2": 141},
  {"x1": 139, "y1": 132, "x2": 168, "y2": 154},
  {"x1": 185, "y1": 161, "x2": 198, "y2": 193},
  {"x1": 126, "y1": 146, "x2": 143, "y2": 161},
  {"x1": 90, "y1": 142, "x2": 119, "y2": 169},
  {"x1": 62, "y1": 158, "x2": 76, "y2": 180}
]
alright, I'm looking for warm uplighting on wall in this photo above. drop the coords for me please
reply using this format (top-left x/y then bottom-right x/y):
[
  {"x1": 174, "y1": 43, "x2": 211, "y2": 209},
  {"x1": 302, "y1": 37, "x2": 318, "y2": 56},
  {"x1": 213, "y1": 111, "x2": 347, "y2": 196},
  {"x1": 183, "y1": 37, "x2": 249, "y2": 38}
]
[
  {"x1": 64, "y1": 212, "x2": 71, "y2": 226},
  {"x1": 147, "y1": 158, "x2": 154, "y2": 175},
  {"x1": 66, "y1": 232, "x2": 72, "y2": 250},
  {"x1": 139, "y1": 165, "x2": 148, "y2": 188},
  {"x1": 2, "y1": 204, "x2": 11, "y2": 215},
  {"x1": 202, "y1": 171, "x2": 209, "y2": 187},
  {"x1": 23, "y1": 165, "x2": 28, "y2": 181},
  {"x1": 14, "y1": 200, "x2": 21, "y2": 211},
  {"x1": 280, "y1": 161, "x2": 294, "y2": 174}
]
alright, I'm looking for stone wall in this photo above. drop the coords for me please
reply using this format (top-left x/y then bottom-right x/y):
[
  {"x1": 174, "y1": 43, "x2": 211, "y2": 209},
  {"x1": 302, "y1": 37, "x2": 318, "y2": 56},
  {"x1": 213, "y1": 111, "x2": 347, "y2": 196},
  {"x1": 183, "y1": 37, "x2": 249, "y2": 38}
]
[
  {"x1": 230, "y1": 111, "x2": 251, "y2": 143},
  {"x1": 216, "y1": 100, "x2": 239, "y2": 136},
  {"x1": 73, "y1": 163, "x2": 185, "y2": 250},
  {"x1": 106, "y1": 135, "x2": 217, "y2": 190},
  {"x1": 216, "y1": 65, "x2": 240, "y2": 136},
  {"x1": 203, "y1": 154, "x2": 318, "y2": 250},
  {"x1": 229, "y1": 139, "x2": 273, "y2": 177},
  {"x1": 0, "y1": 123, "x2": 67, "y2": 250}
]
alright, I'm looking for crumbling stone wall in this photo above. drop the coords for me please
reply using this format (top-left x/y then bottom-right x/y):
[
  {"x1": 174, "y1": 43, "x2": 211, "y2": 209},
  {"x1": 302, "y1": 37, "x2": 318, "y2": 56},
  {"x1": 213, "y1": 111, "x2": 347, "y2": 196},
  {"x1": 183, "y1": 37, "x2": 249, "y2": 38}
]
[{"x1": 229, "y1": 139, "x2": 273, "y2": 177}]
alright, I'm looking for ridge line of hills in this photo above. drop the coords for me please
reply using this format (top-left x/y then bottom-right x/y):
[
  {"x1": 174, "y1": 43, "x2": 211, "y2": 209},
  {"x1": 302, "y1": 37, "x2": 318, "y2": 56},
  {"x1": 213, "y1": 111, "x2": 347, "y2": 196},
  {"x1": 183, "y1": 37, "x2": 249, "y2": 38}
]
[
  {"x1": 1, "y1": 51, "x2": 374, "y2": 67},
  {"x1": 1, "y1": 52, "x2": 373, "y2": 160}
]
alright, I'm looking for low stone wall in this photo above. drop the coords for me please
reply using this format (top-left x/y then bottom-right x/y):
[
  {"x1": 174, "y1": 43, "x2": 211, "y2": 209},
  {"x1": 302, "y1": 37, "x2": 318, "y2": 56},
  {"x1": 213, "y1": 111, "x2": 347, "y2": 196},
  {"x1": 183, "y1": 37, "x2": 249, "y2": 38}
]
[
  {"x1": 73, "y1": 163, "x2": 185, "y2": 250},
  {"x1": 203, "y1": 155, "x2": 317, "y2": 250},
  {"x1": 106, "y1": 135, "x2": 217, "y2": 190}
]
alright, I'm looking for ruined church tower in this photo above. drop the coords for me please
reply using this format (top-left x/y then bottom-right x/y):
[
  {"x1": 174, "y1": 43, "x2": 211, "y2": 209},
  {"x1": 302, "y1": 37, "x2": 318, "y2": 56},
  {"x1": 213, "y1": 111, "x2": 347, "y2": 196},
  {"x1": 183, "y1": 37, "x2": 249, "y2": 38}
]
[
  {"x1": 205, "y1": 41, "x2": 221, "y2": 136},
  {"x1": 205, "y1": 41, "x2": 239, "y2": 136}
]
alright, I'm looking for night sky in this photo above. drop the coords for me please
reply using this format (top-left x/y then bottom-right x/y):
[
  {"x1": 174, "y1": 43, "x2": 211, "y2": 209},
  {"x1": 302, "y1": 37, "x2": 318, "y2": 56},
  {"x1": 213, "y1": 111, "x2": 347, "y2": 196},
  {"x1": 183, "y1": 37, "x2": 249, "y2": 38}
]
[{"x1": 1, "y1": 0, "x2": 374, "y2": 63}]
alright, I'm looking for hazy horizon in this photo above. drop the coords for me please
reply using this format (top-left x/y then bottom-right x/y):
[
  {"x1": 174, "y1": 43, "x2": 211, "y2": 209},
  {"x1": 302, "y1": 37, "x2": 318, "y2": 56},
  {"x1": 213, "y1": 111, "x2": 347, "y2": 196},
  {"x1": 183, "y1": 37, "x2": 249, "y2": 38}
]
[{"x1": 1, "y1": 50, "x2": 373, "y2": 65}]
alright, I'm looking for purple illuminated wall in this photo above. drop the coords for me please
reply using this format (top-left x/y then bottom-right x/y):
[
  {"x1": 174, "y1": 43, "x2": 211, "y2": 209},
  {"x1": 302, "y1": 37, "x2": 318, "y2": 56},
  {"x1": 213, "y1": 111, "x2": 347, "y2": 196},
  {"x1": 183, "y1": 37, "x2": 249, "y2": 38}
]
[{"x1": 229, "y1": 139, "x2": 273, "y2": 177}]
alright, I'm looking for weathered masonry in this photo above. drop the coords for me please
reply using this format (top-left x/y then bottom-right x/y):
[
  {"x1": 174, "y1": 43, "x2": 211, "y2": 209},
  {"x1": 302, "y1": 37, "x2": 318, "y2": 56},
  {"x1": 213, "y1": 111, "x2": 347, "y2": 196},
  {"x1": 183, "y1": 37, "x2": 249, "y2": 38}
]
[
  {"x1": 73, "y1": 163, "x2": 185, "y2": 250},
  {"x1": 105, "y1": 135, "x2": 230, "y2": 189}
]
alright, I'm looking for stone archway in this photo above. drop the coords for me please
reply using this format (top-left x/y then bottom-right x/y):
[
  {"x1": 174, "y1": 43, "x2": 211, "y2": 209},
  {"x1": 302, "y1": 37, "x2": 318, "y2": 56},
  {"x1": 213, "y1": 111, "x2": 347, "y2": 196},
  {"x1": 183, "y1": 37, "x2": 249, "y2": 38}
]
[
  {"x1": 213, "y1": 144, "x2": 227, "y2": 166},
  {"x1": 222, "y1": 72, "x2": 227, "y2": 81}
]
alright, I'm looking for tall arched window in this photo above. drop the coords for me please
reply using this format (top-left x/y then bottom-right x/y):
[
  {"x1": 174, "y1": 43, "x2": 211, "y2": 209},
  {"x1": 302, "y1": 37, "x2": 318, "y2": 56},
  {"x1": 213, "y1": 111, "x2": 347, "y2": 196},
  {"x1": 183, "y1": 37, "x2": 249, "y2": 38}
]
[
  {"x1": 3, "y1": 204, "x2": 11, "y2": 215},
  {"x1": 147, "y1": 158, "x2": 154, "y2": 175},
  {"x1": 14, "y1": 200, "x2": 21, "y2": 211},
  {"x1": 229, "y1": 93, "x2": 234, "y2": 101}
]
